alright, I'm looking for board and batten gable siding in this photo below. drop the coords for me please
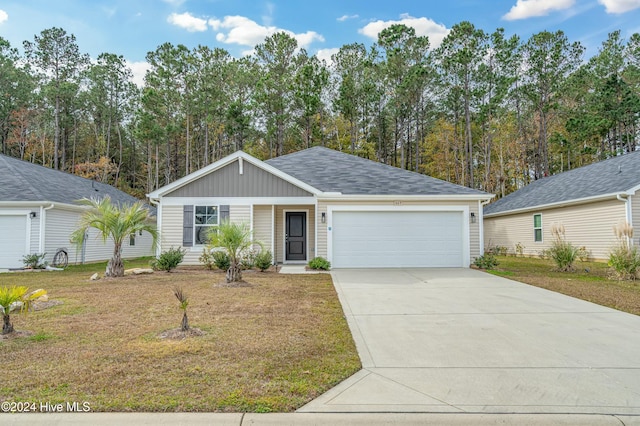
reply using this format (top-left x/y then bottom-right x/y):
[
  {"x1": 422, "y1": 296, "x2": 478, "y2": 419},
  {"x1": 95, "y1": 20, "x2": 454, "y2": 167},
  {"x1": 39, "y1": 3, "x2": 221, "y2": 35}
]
[
  {"x1": 163, "y1": 159, "x2": 312, "y2": 198},
  {"x1": 274, "y1": 205, "x2": 316, "y2": 263},
  {"x1": 484, "y1": 198, "x2": 627, "y2": 260},
  {"x1": 315, "y1": 200, "x2": 480, "y2": 262}
]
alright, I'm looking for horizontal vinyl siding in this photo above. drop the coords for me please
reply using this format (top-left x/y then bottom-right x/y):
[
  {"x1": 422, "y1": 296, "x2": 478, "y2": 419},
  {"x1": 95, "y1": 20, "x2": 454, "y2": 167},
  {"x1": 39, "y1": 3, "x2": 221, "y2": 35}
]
[
  {"x1": 163, "y1": 203, "x2": 256, "y2": 265},
  {"x1": 160, "y1": 204, "x2": 202, "y2": 264},
  {"x1": 44, "y1": 209, "x2": 82, "y2": 264},
  {"x1": 253, "y1": 205, "x2": 272, "y2": 253},
  {"x1": 230, "y1": 205, "x2": 251, "y2": 224},
  {"x1": 484, "y1": 199, "x2": 627, "y2": 260},
  {"x1": 45, "y1": 208, "x2": 154, "y2": 265},
  {"x1": 316, "y1": 200, "x2": 480, "y2": 261},
  {"x1": 632, "y1": 192, "x2": 640, "y2": 247}
]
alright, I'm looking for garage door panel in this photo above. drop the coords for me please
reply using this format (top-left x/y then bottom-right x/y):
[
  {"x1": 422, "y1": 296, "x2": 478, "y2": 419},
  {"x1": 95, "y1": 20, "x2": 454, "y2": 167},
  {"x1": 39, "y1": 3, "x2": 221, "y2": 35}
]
[
  {"x1": 0, "y1": 215, "x2": 28, "y2": 269},
  {"x1": 332, "y1": 211, "x2": 464, "y2": 268}
]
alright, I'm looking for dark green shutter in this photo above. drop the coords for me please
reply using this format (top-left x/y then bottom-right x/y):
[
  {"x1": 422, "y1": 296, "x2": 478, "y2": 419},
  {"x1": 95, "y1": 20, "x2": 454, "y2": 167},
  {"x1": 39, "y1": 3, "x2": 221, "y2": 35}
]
[{"x1": 183, "y1": 205, "x2": 194, "y2": 247}]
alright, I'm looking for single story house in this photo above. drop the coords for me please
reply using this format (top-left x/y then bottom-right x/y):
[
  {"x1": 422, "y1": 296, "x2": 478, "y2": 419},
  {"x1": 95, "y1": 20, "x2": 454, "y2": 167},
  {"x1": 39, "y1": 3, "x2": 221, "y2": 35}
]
[
  {"x1": 0, "y1": 154, "x2": 155, "y2": 269},
  {"x1": 484, "y1": 150, "x2": 640, "y2": 260},
  {"x1": 147, "y1": 147, "x2": 492, "y2": 268}
]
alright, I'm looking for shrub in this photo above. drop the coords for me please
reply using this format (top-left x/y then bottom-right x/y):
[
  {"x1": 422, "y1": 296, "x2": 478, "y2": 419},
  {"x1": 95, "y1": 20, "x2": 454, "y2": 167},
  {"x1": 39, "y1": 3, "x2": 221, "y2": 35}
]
[
  {"x1": 514, "y1": 242, "x2": 525, "y2": 257},
  {"x1": 212, "y1": 251, "x2": 230, "y2": 271},
  {"x1": 546, "y1": 223, "x2": 581, "y2": 272},
  {"x1": 199, "y1": 249, "x2": 215, "y2": 270},
  {"x1": 308, "y1": 257, "x2": 331, "y2": 270},
  {"x1": 151, "y1": 247, "x2": 185, "y2": 272},
  {"x1": 474, "y1": 253, "x2": 499, "y2": 269},
  {"x1": 608, "y1": 222, "x2": 640, "y2": 280},
  {"x1": 240, "y1": 248, "x2": 258, "y2": 270},
  {"x1": 22, "y1": 253, "x2": 47, "y2": 269},
  {"x1": 255, "y1": 250, "x2": 273, "y2": 272}
]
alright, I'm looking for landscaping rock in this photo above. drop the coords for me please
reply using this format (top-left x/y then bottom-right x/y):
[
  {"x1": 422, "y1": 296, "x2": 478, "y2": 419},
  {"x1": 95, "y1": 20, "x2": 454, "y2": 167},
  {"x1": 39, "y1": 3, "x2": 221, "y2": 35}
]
[
  {"x1": 9, "y1": 301, "x2": 23, "y2": 312},
  {"x1": 125, "y1": 268, "x2": 154, "y2": 275},
  {"x1": 90, "y1": 273, "x2": 99, "y2": 281}
]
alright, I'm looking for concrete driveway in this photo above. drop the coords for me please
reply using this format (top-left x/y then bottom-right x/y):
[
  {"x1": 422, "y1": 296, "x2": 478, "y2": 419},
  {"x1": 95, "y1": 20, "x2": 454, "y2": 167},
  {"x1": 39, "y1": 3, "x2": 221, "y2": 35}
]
[{"x1": 298, "y1": 268, "x2": 640, "y2": 415}]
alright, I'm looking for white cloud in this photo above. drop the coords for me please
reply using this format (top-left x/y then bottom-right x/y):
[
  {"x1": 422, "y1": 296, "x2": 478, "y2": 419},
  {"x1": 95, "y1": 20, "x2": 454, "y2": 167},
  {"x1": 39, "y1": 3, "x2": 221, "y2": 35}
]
[
  {"x1": 210, "y1": 15, "x2": 323, "y2": 49},
  {"x1": 598, "y1": 0, "x2": 640, "y2": 13},
  {"x1": 167, "y1": 12, "x2": 208, "y2": 32},
  {"x1": 502, "y1": 0, "x2": 575, "y2": 20},
  {"x1": 0, "y1": 9, "x2": 8, "y2": 25},
  {"x1": 358, "y1": 14, "x2": 449, "y2": 48},
  {"x1": 316, "y1": 48, "x2": 340, "y2": 66},
  {"x1": 337, "y1": 14, "x2": 359, "y2": 22},
  {"x1": 127, "y1": 60, "x2": 151, "y2": 88}
]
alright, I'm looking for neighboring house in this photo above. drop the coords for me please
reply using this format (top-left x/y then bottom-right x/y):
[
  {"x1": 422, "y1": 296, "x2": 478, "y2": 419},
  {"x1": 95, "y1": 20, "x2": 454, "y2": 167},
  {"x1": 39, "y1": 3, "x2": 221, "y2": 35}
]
[
  {"x1": 0, "y1": 154, "x2": 155, "y2": 269},
  {"x1": 484, "y1": 151, "x2": 640, "y2": 260},
  {"x1": 147, "y1": 147, "x2": 492, "y2": 268}
]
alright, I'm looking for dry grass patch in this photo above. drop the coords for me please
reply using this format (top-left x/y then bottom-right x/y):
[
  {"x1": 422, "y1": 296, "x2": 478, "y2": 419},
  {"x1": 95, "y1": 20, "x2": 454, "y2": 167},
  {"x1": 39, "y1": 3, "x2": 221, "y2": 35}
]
[
  {"x1": 0, "y1": 260, "x2": 360, "y2": 412},
  {"x1": 490, "y1": 256, "x2": 640, "y2": 315}
]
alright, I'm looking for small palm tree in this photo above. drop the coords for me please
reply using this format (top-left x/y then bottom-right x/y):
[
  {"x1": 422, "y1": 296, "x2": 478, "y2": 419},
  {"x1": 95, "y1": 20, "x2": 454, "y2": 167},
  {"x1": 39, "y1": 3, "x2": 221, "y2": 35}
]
[
  {"x1": 0, "y1": 286, "x2": 47, "y2": 334},
  {"x1": 71, "y1": 196, "x2": 157, "y2": 278},
  {"x1": 207, "y1": 220, "x2": 260, "y2": 283},
  {"x1": 173, "y1": 287, "x2": 189, "y2": 332}
]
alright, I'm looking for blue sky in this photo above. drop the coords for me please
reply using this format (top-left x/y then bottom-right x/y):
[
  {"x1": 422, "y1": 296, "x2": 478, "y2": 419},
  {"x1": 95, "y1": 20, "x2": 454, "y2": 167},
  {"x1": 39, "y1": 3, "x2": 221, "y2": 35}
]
[{"x1": 1, "y1": 0, "x2": 640, "y2": 84}]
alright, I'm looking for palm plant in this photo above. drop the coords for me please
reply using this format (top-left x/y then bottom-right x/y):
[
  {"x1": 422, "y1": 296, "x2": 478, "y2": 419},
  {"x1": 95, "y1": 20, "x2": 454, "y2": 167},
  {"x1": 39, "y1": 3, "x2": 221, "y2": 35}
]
[
  {"x1": 0, "y1": 286, "x2": 47, "y2": 334},
  {"x1": 173, "y1": 287, "x2": 189, "y2": 331},
  {"x1": 206, "y1": 220, "x2": 260, "y2": 283},
  {"x1": 71, "y1": 196, "x2": 157, "y2": 278}
]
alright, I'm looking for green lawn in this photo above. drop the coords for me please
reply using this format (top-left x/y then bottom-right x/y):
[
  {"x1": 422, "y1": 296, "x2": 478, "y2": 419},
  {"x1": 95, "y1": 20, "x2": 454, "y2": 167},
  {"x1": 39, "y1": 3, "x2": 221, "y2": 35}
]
[
  {"x1": 487, "y1": 256, "x2": 640, "y2": 316},
  {"x1": 0, "y1": 259, "x2": 360, "y2": 412}
]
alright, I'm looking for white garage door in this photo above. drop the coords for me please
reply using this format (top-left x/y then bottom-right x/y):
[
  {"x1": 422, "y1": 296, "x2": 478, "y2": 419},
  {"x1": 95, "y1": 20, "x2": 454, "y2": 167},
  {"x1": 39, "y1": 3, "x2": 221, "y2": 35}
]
[
  {"x1": 0, "y1": 215, "x2": 28, "y2": 269},
  {"x1": 331, "y1": 211, "x2": 464, "y2": 268}
]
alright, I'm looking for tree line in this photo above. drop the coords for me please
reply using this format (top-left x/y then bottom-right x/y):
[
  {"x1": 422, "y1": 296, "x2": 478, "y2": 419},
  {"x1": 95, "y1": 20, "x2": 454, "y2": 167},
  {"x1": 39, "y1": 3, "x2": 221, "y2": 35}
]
[{"x1": 1, "y1": 23, "x2": 639, "y2": 199}]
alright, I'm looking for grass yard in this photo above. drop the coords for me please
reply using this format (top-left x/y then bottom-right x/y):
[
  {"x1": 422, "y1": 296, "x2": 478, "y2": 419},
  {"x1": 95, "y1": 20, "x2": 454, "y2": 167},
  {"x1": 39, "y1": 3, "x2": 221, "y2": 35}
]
[
  {"x1": 0, "y1": 259, "x2": 360, "y2": 412},
  {"x1": 488, "y1": 256, "x2": 640, "y2": 316}
]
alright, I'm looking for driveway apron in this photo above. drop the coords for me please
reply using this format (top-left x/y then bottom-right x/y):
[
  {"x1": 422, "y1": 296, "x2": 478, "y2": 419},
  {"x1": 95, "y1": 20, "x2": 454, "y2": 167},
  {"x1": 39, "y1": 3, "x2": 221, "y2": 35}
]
[{"x1": 298, "y1": 268, "x2": 640, "y2": 414}]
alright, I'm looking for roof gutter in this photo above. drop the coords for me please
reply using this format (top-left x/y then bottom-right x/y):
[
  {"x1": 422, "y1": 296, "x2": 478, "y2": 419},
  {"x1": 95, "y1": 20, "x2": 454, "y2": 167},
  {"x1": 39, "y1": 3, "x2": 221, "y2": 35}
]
[
  {"x1": 485, "y1": 191, "x2": 633, "y2": 218},
  {"x1": 317, "y1": 193, "x2": 494, "y2": 202}
]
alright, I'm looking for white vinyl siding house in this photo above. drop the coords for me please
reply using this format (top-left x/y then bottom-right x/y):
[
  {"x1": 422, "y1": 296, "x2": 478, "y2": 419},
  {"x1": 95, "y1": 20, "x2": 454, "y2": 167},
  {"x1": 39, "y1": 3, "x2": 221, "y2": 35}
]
[
  {"x1": 484, "y1": 151, "x2": 640, "y2": 261},
  {"x1": 0, "y1": 154, "x2": 155, "y2": 269},
  {"x1": 149, "y1": 148, "x2": 492, "y2": 269}
]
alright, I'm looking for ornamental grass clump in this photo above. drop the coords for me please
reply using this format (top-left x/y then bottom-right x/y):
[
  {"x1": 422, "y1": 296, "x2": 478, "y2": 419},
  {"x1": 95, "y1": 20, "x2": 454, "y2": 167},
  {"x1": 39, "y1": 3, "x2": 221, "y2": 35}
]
[
  {"x1": 546, "y1": 223, "x2": 582, "y2": 272},
  {"x1": 608, "y1": 222, "x2": 640, "y2": 280}
]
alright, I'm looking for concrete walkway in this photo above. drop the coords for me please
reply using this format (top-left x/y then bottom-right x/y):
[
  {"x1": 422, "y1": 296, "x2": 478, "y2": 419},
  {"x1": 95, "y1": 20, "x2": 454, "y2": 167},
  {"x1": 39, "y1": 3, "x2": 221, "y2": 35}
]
[{"x1": 299, "y1": 268, "x2": 640, "y2": 415}]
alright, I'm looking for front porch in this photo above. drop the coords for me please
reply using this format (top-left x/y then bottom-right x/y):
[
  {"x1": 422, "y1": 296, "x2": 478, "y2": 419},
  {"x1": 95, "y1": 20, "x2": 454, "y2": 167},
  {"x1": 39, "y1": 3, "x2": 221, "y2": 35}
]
[{"x1": 252, "y1": 204, "x2": 317, "y2": 265}]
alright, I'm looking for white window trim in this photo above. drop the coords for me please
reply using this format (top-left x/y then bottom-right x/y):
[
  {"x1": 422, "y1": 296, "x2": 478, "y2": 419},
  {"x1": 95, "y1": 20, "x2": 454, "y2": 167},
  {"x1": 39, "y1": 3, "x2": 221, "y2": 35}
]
[
  {"x1": 533, "y1": 213, "x2": 543, "y2": 243},
  {"x1": 194, "y1": 205, "x2": 220, "y2": 247}
]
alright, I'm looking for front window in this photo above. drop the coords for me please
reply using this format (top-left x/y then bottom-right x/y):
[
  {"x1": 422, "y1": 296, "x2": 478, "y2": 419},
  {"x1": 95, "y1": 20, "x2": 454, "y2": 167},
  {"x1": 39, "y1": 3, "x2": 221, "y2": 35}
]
[
  {"x1": 533, "y1": 214, "x2": 542, "y2": 242},
  {"x1": 195, "y1": 206, "x2": 218, "y2": 245}
]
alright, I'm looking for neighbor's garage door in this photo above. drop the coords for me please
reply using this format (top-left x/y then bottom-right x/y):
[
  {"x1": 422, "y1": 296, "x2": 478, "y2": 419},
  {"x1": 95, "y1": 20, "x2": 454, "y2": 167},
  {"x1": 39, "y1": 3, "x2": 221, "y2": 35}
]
[
  {"x1": 0, "y1": 215, "x2": 28, "y2": 269},
  {"x1": 331, "y1": 211, "x2": 464, "y2": 268}
]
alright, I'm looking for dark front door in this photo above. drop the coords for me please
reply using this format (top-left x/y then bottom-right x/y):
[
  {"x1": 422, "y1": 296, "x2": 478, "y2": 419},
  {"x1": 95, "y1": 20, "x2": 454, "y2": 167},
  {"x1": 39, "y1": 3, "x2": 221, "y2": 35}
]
[{"x1": 285, "y1": 212, "x2": 306, "y2": 261}]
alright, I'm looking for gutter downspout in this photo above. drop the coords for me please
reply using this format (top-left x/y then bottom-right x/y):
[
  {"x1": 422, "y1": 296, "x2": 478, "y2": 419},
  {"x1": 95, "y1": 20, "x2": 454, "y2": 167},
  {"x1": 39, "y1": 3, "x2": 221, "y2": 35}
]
[
  {"x1": 617, "y1": 194, "x2": 632, "y2": 246},
  {"x1": 149, "y1": 197, "x2": 161, "y2": 257},
  {"x1": 39, "y1": 204, "x2": 55, "y2": 255},
  {"x1": 479, "y1": 199, "x2": 492, "y2": 256}
]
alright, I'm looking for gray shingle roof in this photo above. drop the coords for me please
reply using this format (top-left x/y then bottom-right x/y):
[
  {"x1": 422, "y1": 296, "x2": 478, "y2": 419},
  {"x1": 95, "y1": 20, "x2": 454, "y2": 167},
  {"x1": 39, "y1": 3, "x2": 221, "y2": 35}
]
[
  {"x1": 484, "y1": 150, "x2": 640, "y2": 216},
  {"x1": 265, "y1": 146, "x2": 488, "y2": 196},
  {"x1": 0, "y1": 154, "x2": 149, "y2": 208}
]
